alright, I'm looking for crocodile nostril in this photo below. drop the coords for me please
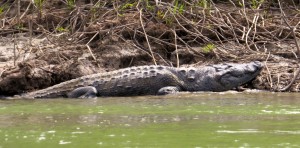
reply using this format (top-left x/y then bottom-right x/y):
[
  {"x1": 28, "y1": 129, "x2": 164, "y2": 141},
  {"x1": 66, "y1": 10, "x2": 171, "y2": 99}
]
[
  {"x1": 247, "y1": 61, "x2": 263, "y2": 72},
  {"x1": 253, "y1": 61, "x2": 263, "y2": 68}
]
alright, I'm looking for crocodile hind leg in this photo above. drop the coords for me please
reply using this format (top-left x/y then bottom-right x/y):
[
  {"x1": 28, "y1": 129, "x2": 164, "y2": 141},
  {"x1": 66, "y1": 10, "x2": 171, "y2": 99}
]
[
  {"x1": 157, "y1": 86, "x2": 180, "y2": 95},
  {"x1": 67, "y1": 86, "x2": 98, "y2": 98}
]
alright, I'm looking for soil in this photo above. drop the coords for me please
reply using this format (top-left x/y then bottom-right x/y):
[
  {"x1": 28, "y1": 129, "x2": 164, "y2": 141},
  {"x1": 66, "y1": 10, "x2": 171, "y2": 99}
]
[{"x1": 1, "y1": 0, "x2": 300, "y2": 96}]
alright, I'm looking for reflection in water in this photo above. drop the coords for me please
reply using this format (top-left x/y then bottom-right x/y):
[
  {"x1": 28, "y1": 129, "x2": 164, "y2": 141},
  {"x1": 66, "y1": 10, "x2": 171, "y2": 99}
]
[
  {"x1": 217, "y1": 130, "x2": 300, "y2": 135},
  {"x1": 272, "y1": 130, "x2": 300, "y2": 134},
  {"x1": 261, "y1": 109, "x2": 300, "y2": 114},
  {"x1": 217, "y1": 129, "x2": 264, "y2": 134},
  {"x1": 0, "y1": 92, "x2": 300, "y2": 147},
  {"x1": 0, "y1": 92, "x2": 300, "y2": 127},
  {"x1": 0, "y1": 114, "x2": 261, "y2": 127}
]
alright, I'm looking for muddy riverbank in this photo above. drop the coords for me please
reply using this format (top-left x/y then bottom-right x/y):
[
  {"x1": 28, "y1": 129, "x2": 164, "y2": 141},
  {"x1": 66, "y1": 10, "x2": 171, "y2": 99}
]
[{"x1": 1, "y1": 0, "x2": 300, "y2": 96}]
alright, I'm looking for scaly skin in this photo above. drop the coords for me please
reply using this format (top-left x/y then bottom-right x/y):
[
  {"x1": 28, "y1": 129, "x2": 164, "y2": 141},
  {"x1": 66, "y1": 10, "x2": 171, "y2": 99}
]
[{"x1": 18, "y1": 61, "x2": 263, "y2": 99}]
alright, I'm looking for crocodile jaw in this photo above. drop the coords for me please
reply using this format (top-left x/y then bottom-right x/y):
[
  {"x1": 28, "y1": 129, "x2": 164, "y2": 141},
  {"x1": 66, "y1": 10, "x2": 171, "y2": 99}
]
[
  {"x1": 190, "y1": 61, "x2": 263, "y2": 92},
  {"x1": 216, "y1": 61, "x2": 263, "y2": 91}
]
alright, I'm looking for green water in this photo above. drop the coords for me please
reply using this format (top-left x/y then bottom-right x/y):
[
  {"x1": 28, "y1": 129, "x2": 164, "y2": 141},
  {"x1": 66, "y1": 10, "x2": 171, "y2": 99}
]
[{"x1": 0, "y1": 92, "x2": 300, "y2": 147}]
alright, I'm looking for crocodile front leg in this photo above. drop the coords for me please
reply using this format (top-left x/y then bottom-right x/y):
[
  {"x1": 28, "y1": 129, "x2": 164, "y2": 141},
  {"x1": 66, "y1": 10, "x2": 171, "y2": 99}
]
[
  {"x1": 67, "y1": 86, "x2": 98, "y2": 98},
  {"x1": 157, "y1": 86, "x2": 181, "y2": 95}
]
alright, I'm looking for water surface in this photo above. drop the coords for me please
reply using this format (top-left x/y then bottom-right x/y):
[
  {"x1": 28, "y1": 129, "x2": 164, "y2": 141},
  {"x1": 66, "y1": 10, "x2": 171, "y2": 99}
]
[{"x1": 0, "y1": 92, "x2": 300, "y2": 147}]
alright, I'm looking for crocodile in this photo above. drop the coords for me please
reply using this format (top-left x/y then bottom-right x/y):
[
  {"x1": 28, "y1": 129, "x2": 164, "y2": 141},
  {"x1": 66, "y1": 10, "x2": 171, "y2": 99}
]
[{"x1": 17, "y1": 61, "x2": 263, "y2": 99}]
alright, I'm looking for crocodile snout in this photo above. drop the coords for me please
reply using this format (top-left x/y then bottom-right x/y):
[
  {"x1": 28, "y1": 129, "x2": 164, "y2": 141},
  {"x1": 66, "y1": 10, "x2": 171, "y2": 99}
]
[{"x1": 249, "y1": 61, "x2": 263, "y2": 72}]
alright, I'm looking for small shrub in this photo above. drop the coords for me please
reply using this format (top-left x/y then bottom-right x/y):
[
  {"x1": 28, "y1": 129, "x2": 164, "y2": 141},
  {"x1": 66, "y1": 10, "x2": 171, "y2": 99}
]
[{"x1": 202, "y1": 43, "x2": 215, "y2": 53}]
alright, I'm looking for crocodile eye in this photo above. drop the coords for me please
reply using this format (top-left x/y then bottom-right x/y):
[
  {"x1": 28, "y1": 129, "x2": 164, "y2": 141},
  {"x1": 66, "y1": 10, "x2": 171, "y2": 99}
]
[
  {"x1": 226, "y1": 65, "x2": 233, "y2": 69},
  {"x1": 92, "y1": 81, "x2": 100, "y2": 86},
  {"x1": 186, "y1": 69, "x2": 196, "y2": 82}
]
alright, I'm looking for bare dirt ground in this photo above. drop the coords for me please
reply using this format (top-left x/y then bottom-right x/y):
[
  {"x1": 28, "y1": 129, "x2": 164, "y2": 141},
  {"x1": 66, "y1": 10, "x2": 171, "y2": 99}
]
[{"x1": 1, "y1": 0, "x2": 300, "y2": 96}]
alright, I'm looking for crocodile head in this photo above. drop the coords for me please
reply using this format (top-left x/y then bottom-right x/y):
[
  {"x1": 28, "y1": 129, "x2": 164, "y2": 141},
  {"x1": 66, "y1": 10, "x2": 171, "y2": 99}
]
[{"x1": 191, "y1": 61, "x2": 263, "y2": 91}]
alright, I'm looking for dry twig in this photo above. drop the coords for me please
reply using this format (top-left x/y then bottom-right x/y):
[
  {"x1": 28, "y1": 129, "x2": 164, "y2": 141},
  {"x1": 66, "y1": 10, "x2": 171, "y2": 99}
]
[{"x1": 137, "y1": 7, "x2": 157, "y2": 65}]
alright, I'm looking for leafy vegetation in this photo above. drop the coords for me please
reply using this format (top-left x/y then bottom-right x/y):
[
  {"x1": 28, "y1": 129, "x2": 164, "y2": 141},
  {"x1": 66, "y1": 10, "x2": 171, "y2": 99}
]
[
  {"x1": 251, "y1": 0, "x2": 265, "y2": 9},
  {"x1": 0, "y1": 5, "x2": 6, "y2": 15},
  {"x1": 197, "y1": 0, "x2": 210, "y2": 9},
  {"x1": 173, "y1": 0, "x2": 185, "y2": 14},
  {"x1": 33, "y1": 0, "x2": 44, "y2": 9},
  {"x1": 120, "y1": 2, "x2": 136, "y2": 10},
  {"x1": 33, "y1": 0, "x2": 44, "y2": 20},
  {"x1": 56, "y1": 26, "x2": 69, "y2": 32},
  {"x1": 66, "y1": 0, "x2": 76, "y2": 9},
  {"x1": 202, "y1": 43, "x2": 215, "y2": 53}
]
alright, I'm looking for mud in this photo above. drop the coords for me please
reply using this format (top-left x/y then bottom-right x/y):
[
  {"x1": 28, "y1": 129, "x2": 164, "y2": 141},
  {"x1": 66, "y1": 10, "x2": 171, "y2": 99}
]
[{"x1": 0, "y1": 33, "x2": 150, "y2": 95}]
